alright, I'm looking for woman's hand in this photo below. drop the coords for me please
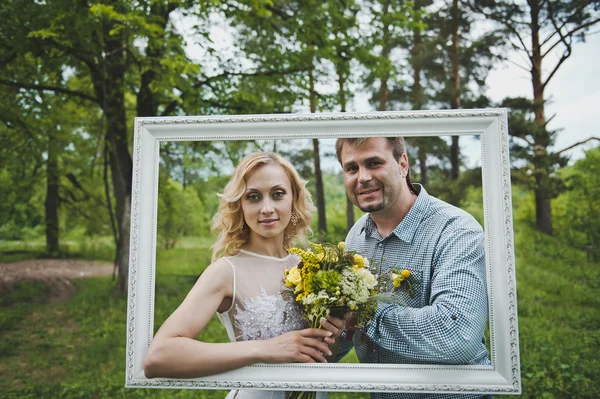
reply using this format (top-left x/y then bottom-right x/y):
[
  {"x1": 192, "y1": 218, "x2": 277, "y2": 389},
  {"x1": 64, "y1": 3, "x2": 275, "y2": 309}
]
[{"x1": 260, "y1": 328, "x2": 334, "y2": 363}]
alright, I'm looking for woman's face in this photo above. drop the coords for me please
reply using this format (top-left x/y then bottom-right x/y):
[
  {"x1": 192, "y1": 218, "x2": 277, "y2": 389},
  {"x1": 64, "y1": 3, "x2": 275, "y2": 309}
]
[{"x1": 241, "y1": 163, "x2": 294, "y2": 240}]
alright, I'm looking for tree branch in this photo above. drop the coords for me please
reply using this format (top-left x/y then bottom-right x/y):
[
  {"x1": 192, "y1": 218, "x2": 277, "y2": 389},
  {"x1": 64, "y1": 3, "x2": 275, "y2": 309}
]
[
  {"x1": 463, "y1": 0, "x2": 532, "y2": 59},
  {"x1": 0, "y1": 79, "x2": 99, "y2": 104},
  {"x1": 515, "y1": 134, "x2": 534, "y2": 147},
  {"x1": 540, "y1": 3, "x2": 589, "y2": 47},
  {"x1": 544, "y1": 16, "x2": 600, "y2": 58},
  {"x1": 542, "y1": 50, "x2": 571, "y2": 89},
  {"x1": 193, "y1": 66, "x2": 306, "y2": 88},
  {"x1": 161, "y1": 100, "x2": 179, "y2": 116},
  {"x1": 544, "y1": 113, "x2": 556, "y2": 128},
  {"x1": 506, "y1": 54, "x2": 532, "y2": 72},
  {"x1": 556, "y1": 137, "x2": 600, "y2": 155},
  {"x1": 541, "y1": 2, "x2": 573, "y2": 89}
]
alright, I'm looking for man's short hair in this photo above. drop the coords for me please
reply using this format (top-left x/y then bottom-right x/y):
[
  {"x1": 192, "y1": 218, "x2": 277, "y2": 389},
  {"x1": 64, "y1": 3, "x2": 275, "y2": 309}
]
[{"x1": 335, "y1": 137, "x2": 407, "y2": 164}]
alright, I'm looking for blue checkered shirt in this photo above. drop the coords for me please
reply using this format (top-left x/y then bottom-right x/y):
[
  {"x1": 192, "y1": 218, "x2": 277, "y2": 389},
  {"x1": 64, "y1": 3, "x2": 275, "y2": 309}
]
[{"x1": 338, "y1": 185, "x2": 491, "y2": 399}]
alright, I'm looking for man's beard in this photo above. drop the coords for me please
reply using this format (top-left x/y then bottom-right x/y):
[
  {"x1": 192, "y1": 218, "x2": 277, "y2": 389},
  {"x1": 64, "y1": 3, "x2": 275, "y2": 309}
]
[
  {"x1": 354, "y1": 183, "x2": 385, "y2": 213},
  {"x1": 357, "y1": 200, "x2": 385, "y2": 213}
]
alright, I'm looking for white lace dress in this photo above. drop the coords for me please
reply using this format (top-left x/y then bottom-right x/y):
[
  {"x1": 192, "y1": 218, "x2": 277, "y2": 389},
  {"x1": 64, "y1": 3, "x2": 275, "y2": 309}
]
[{"x1": 217, "y1": 249, "x2": 308, "y2": 399}]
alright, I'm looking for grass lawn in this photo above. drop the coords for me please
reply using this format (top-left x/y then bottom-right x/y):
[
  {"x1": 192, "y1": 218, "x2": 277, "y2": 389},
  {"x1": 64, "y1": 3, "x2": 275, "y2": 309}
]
[{"x1": 1, "y1": 226, "x2": 598, "y2": 398}]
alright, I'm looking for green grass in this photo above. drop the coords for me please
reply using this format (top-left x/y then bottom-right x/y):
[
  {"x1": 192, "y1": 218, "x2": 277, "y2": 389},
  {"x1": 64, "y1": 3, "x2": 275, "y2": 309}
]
[
  {"x1": 1, "y1": 227, "x2": 599, "y2": 398},
  {"x1": 513, "y1": 224, "x2": 600, "y2": 398},
  {"x1": 0, "y1": 236, "x2": 115, "y2": 263}
]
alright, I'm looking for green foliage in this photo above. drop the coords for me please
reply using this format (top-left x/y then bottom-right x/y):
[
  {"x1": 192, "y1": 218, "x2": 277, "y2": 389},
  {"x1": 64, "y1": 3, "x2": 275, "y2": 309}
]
[
  {"x1": 2, "y1": 219, "x2": 599, "y2": 398},
  {"x1": 503, "y1": 97, "x2": 569, "y2": 196},
  {"x1": 0, "y1": 0, "x2": 598, "y2": 394},
  {"x1": 157, "y1": 177, "x2": 209, "y2": 249},
  {"x1": 553, "y1": 146, "x2": 600, "y2": 261},
  {"x1": 0, "y1": 236, "x2": 115, "y2": 264},
  {"x1": 426, "y1": 164, "x2": 482, "y2": 211},
  {"x1": 514, "y1": 224, "x2": 600, "y2": 398},
  {"x1": 0, "y1": 280, "x2": 50, "y2": 307}
]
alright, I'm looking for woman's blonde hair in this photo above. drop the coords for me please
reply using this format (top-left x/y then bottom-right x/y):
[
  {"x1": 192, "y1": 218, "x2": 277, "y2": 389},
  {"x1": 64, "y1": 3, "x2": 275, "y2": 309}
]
[{"x1": 211, "y1": 152, "x2": 314, "y2": 261}]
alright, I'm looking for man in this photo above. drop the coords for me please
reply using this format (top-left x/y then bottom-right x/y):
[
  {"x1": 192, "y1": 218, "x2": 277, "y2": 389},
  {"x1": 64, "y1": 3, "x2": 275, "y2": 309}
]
[{"x1": 324, "y1": 137, "x2": 491, "y2": 399}]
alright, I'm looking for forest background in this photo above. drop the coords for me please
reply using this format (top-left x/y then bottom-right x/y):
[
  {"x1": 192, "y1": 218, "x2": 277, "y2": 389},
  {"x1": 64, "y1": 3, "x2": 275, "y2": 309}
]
[{"x1": 0, "y1": 0, "x2": 599, "y2": 398}]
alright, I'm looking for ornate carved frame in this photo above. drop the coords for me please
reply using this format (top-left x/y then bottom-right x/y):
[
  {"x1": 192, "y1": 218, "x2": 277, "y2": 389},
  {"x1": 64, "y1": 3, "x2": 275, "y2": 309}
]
[{"x1": 125, "y1": 109, "x2": 521, "y2": 395}]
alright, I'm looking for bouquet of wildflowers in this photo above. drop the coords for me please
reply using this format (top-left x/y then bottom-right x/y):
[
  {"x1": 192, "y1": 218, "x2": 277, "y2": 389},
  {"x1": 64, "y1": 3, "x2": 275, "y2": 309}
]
[
  {"x1": 283, "y1": 242, "x2": 413, "y2": 399},
  {"x1": 283, "y1": 242, "x2": 379, "y2": 399},
  {"x1": 284, "y1": 241, "x2": 379, "y2": 338}
]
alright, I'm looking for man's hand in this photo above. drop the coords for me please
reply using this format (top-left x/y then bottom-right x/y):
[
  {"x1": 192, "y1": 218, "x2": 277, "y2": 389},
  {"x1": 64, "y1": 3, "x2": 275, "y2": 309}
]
[
  {"x1": 319, "y1": 315, "x2": 345, "y2": 339},
  {"x1": 320, "y1": 312, "x2": 358, "y2": 337}
]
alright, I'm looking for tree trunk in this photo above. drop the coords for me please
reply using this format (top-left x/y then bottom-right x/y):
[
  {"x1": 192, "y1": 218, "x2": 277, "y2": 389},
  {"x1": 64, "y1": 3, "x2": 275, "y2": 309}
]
[
  {"x1": 378, "y1": 0, "x2": 391, "y2": 111},
  {"x1": 136, "y1": 3, "x2": 173, "y2": 118},
  {"x1": 336, "y1": 60, "x2": 354, "y2": 232},
  {"x1": 104, "y1": 22, "x2": 133, "y2": 294},
  {"x1": 313, "y1": 138, "x2": 326, "y2": 239},
  {"x1": 534, "y1": 175, "x2": 553, "y2": 235},
  {"x1": 449, "y1": 0, "x2": 461, "y2": 181},
  {"x1": 529, "y1": 0, "x2": 553, "y2": 235},
  {"x1": 411, "y1": 17, "x2": 427, "y2": 186},
  {"x1": 309, "y1": 64, "x2": 327, "y2": 238},
  {"x1": 411, "y1": 14, "x2": 423, "y2": 111},
  {"x1": 45, "y1": 131, "x2": 59, "y2": 255}
]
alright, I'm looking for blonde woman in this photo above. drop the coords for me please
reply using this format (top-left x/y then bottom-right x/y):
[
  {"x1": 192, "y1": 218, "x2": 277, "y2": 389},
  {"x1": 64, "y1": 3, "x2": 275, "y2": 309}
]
[{"x1": 144, "y1": 152, "x2": 337, "y2": 398}]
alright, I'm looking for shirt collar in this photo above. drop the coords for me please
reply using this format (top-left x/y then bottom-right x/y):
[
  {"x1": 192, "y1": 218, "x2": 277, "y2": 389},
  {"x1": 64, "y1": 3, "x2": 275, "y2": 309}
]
[{"x1": 362, "y1": 184, "x2": 431, "y2": 243}]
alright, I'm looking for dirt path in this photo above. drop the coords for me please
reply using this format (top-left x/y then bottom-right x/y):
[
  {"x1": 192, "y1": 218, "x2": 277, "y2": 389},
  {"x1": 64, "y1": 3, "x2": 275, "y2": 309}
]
[{"x1": 0, "y1": 259, "x2": 114, "y2": 302}]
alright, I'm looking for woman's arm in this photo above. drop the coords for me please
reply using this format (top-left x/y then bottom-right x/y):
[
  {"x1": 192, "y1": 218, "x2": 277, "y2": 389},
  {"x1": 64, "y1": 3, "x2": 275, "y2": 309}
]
[{"x1": 144, "y1": 259, "x2": 333, "y2": 378}]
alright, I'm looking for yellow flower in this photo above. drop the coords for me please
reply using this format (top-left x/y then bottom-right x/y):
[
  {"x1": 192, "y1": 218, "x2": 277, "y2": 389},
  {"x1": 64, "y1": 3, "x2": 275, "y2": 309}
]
[
  {"x1": 338, "y1": 242, "x2": 346, "y2": 251},
  {"x1": 391, "y1": 273, "x2": 404, "y2": 287},
  {"x1": 401, "y1": 269, "x2": 411, "y2": 279},
  {"x1": 353, "y1": 254, "x2": 365, "y2": 268},
  {"x1": 312, "y1": 244, "x2": 325, "y2": 254},
  {"x1": 286, "y1": 266, "x2": 302, "y2": 285}
]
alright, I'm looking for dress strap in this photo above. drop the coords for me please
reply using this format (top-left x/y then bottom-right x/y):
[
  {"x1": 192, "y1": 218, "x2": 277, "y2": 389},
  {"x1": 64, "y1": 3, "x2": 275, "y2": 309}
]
[{"x1": 222, "y1": 257, "x2": 236, "y2": 313}]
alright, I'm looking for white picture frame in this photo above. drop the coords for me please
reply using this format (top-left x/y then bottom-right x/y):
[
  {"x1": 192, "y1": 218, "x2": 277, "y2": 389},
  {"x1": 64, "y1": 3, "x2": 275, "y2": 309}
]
[{"x1": 125, "y1": 109, "x2": 521, "y2": 395}]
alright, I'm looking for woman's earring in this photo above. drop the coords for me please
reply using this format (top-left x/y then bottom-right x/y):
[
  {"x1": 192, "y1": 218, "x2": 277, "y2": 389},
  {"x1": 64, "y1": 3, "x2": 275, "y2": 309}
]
[
  {"x1": 241, "y1": 221, "x2": 245, "y2": 229},
  {"x1": 291, "y1": 211, "x2": 299, "y2": 227}
]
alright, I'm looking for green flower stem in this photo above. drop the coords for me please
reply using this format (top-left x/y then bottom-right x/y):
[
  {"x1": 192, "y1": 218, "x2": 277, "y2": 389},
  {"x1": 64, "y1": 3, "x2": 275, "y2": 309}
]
[
  {"x1": 288, "y1": 313, "x2": 336, "y2": 399},
  {"x1": 405, "y1": 280, "x2": 415, "y2": 297},
  {"x1": 289, "y1": 389, "x2": 316, "y2": 399}
]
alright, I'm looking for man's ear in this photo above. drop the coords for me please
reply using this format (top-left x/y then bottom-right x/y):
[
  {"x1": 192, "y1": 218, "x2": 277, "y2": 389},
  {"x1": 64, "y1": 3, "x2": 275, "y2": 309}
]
[{"x1": 399, "y1": 153, "x2": 409, "y2": 176}]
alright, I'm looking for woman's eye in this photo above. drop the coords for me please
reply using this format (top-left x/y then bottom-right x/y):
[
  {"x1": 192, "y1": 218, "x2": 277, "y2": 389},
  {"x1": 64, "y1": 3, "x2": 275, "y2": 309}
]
[
  {"x1": 272, "y1": 191, "x2": 285, "y2": 199},
  {"x1": 247, "y1": 193, "x2": 260, "y2": 202}
]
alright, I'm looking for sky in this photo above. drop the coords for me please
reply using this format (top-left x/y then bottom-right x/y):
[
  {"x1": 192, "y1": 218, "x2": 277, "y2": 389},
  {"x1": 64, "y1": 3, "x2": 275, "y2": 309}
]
[
  {"x1": 347, "y1": 34, "x2": 600, "y2": 164},
  {"x1": 175, "y1": 11, "x2": 599, "y2": 166},
  {"x1": 485, "y1": 33, "x2": 600, "y2": 162}
]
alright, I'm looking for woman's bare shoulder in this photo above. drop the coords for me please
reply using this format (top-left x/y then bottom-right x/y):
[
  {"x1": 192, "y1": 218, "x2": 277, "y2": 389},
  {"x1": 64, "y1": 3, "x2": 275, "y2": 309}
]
[{"x1": 194, "y1": 256, "x2": 235, "y2": 293}]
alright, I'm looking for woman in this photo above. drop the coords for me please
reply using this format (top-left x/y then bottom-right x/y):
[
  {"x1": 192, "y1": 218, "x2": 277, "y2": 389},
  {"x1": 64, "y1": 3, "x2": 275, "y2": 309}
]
[{"x1": 144, "y1": 152, "x2": 337, "y2": 398}]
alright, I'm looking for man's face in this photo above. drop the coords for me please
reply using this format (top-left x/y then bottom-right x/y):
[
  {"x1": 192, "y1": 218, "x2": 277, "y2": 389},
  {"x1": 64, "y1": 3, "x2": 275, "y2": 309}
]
[{"x1": 340, "y1": 138, "x2": 407, "y2": 214}]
